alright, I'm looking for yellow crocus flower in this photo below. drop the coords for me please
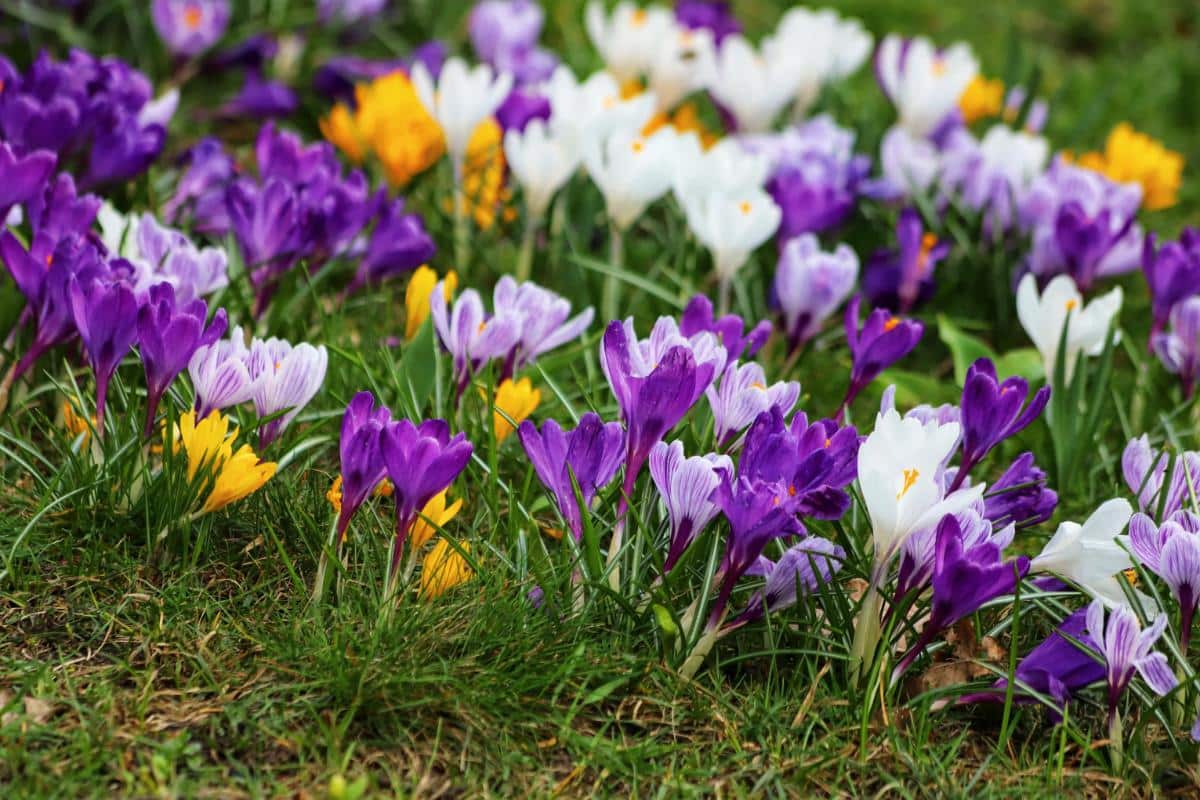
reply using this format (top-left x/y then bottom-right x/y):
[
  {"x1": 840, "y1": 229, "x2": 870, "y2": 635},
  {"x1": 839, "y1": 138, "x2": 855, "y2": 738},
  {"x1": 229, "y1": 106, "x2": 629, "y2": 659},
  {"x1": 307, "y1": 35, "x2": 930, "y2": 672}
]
[
  {"x1": 1073, "y1": 122, "x2": 1184, "y2": 211},
  {"x1": 958, "y1": 75, "x2": 1004, "y2": 125},
  {"x1": 420, "y1": 538, "x2": 474, "y2": 599},
  {"x1": 410, "y1": 490, "x2": 464, "y2": 550},
  {"x1": 493, "y1": 377, "x2": 541, "y2": 442},
  {"x1": 178, "y1": 410, "x2": 277, "y2": 514},
  {"x1": 405, "y1": 266, "x2": 458, "y2": 340}
]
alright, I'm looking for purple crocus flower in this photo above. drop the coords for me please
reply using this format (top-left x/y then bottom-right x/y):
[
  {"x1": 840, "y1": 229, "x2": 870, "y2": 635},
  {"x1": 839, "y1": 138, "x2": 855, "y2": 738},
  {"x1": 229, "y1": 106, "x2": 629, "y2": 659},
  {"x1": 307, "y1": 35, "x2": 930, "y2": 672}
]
[
  {"x1": 152, "y1": 0, "x2": 230, "y2": 57},
  {"x1": 69, "y1": 277, "x2": 140, "y2": 434},
  {"x1": 675, "y1": 0, "x2": 741, "y2": 44},
  {"x1": 1019, "y1": 159, "x2": 1144, "y2": 292},
  {"x1": 518, "y1": 413, "x2": 625, "y2": 541},
  {"x1": 335, "y1": 392, "x2": 392, "y2": 539},
  {"x1": 27, "y1": 172, "x2": 101, "y2": 253},
  {"x1": 209, "y1": 34, "x2": 278, "y2": 72},
  {"x1": 137, "y1": 282, "x2": 227, "y2": 436},
  {"x1": 840, "y1": 296, "x2": 924, "y2": 417},
  {"x1": 746, "y1": 115, "x2": 871, "y2": 241},
  {"x1": 187, "y1": 326, "x2": 256, "y2": 418},
  {"x1": 772, "y1": 234, "x2": 858, "y2": 353},
  {"x1": 1086, "y1": 599, "x2": 1177, "y2": 731},
  {"x1": 982, "y1": 451, "x2": 1057, "y2": 530},
  {"x1": 961, "y1": 607, "x2": 1103, "y2": 719},
  {"x1": 493, "y1": 277, "x2": 594, "y2": 378},
  {"x1": 346, "y1": 197, "x2": 435, "y2": 294},
  {"x1": 0, "y1": 142, "x2": 56, "y2": 223},
  {"x1": 706, "y1": 361, "x2": 800, "y2": 448},
  {"x1": 126, "y1": 212, "x2": 229, "y2": 303},
  {"x1": 600, "y1": 318, "x2": 726, "y2": 505},
  {"x1": 318, "y1": 0, "x2": 387, "y2": 23},
  {"x1": 380, "y1": 418, "x2": 473, "y2": 563},
  {"x1": 469, "y1": 0, "x2": 543, "y2": 66},
  {"x1": 1142, "y1": 229, "x2": 1200, "y2": 342},
  {"x1": 893, "y1": 513, "x2": 1029, "y2": 681},
  {"x1": 430, "y1": 284, "x2": 523, "y2": 395},
  {"x1": 680, "y1": 294, "x2": 771, "y2": 360},
  {"x1": 1152, "y1": 297, "x2": 1200, "y2": 398},
  {"x1": 952, "y1": 358, "x2": 1050, "y2": 490},
  {"x1": 226, "y1": 177, "x2": 299, "y2": 270},
  {"x1": 1129, "y1": 510, "x2": 1200, "y2": 649},
  {"x1": 495, "y1": 88, "x2": 552, "y2": 133},
  {"x1": 649, "y1": 440, "x2": 732, "y2": 572},
  {"x1": 724, "y1": 537, "x2": 845, "y2": 631},
  {"x1": 162, "y1": 138, "x2": 235, "y2": 227},
  {"x1": 1121, "y1": 435, "x2": 1200, "y2": 520},
  {"x1": 862, "y1": 208, "x2": 950, "y2": 314},
  {"x1": 84, "y1": 122, "x2": 168, "y2": 190},
  {"x1": 246, "y1": 337, "x2": 329, "y2": 447},
  {"x1": 894, "y1": 505, "x2": 1007, "y2": 604},
  {"x1": 218, "y1": 72, "x2": 299, "y2": 120}
]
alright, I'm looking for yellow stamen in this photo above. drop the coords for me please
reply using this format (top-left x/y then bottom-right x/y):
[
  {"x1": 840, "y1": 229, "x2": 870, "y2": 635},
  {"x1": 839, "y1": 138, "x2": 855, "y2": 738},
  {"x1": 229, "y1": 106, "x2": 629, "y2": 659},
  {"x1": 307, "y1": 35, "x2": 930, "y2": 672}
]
[
  {"x1": 631, "y1": 8, "x2": 648, "y2": 25},
  {"x1": 932, "y1": 58, "x2": 947, "y2": 76},
  {"x1": 1065, "y1": 299, "x2": 1078, "y2": 312},
  {"x1": 750, "y1": 381, "x2": 767, "y2": 391},
  {"x1": 738, "y1": 201, "x2": 752, "y2": 215},
  {"x1": 897, "y1": 468, "x2": 920, "y2": 500},
  {"x1": 884, "y1": 318, "x2": 900, "y2": 332},
  {"x1": 631, "y1": 139, "x2": 645, "y2": 154},
  {"x1": 183, "y1": 4, "x2": 203, "y2": 29}
]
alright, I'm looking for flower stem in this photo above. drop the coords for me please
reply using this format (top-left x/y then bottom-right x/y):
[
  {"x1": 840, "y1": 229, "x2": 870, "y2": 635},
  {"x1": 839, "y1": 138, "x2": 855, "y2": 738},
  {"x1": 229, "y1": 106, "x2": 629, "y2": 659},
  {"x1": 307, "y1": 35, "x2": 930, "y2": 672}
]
[
  {"x1": 310, "y1": 513, "x2": 341, "y2": 606},
  {"x1": 602, "y1": 223, "x2": 625, "y2": 323},
  {"x1": 849, "y1": 582, "x2": 884, "y2": 686},
  {"x1": 717, "y1": 276, "x2": 732, "y2": 317},
  {"x1": 1107, "y1": 707, "x2": 1124, "y2": 772},
  {"x1": 452, "y1": 159, "x2": 469, "y2": 274},
  {"x1": 514, "y1": 213, "x2": 540, "y2": 283},
  {"x1": 679, "y1": 610, "x2": 727, "y2": 680}
]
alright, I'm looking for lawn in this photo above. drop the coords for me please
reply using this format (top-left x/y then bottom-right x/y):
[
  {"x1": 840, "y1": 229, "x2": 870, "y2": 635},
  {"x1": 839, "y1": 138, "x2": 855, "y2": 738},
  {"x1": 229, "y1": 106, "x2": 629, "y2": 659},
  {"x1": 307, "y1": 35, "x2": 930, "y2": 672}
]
[{"x1": 1, "y1": 0, "x2": 1199, "y2": 797}]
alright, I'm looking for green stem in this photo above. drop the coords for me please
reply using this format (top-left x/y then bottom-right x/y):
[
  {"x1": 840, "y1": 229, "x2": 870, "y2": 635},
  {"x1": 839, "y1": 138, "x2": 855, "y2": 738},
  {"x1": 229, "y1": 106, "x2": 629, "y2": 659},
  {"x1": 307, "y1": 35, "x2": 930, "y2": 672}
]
[
  {"x1": 514, "y1": 213, "x2": 539, "y2": 282},
  {"x1": 717, "y1": 276, "x2": 732, "y2": 317},
  {"x1": 679, "y1": 612, "x2": 726, "y2": 680},
  {"x1": 602, "y1": 223, "x2": 625, "y2": 323},
  {"x1": 1108, "y1": 708, "x2": 1124, "y2": 772},
  {"x1": 849, "y1": 583, "x2": 884, "y2": 686},
  {"x1": 452, "y1": 159, "x2": 469, "y2": 274},
  {"x1": 310, "y1": 513, "x2": 341, "y2": 606}
]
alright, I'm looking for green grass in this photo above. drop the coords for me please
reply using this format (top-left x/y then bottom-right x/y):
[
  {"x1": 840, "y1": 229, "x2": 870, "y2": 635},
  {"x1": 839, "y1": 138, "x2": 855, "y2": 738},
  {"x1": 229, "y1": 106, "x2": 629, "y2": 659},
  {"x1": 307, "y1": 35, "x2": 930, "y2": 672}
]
[{"x1": 1, "y1": 0, "x2": 1199, "y2": 796}]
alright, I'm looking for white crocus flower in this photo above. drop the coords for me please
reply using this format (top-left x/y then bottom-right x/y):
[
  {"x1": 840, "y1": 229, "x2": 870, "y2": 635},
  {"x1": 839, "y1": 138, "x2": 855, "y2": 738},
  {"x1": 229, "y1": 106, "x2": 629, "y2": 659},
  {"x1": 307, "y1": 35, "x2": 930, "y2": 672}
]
[
  {"x1": 584, "y1": 1, "x2": 675, "y2": 84},
  {"x1": 706, "y1": 34, "x2": 802, "y2": 133},
  {"x1": 1032, "y1": 498, "x2": 1146, "y2": 608},
  {"x1": 875, "y1": 35, "x2": 978, "y2": 138},
  {"x1": 504, "y1": 119, "x2": 580, "y2": 220},
  {"x1": 763, "y1": 8, "x2": 873, "y2": 118},
  {"x1": 97, "y1": 202, "x2": 141, "y2": 260},
  {"x1": 672, "y1": 138, "x2": 770, "y2": 203},
  {"x1": 585, "y1": 127, "x2": 688, "y2": 231},
  {"x1": 545, "y1": 66, "x2": 657, "y2": 156},
  {"x1": 411, "y1": 57, "x2": 513, "y2": 179},
  {"x1": 1016, "y1": 273, "x2": 1123, "y2": 383},
  {"x1": 681, "y1": 188, "x2": 780, "y2": 309},
  {"x1": 647, "y1": 25, "x2": 717, "y2": 111}
]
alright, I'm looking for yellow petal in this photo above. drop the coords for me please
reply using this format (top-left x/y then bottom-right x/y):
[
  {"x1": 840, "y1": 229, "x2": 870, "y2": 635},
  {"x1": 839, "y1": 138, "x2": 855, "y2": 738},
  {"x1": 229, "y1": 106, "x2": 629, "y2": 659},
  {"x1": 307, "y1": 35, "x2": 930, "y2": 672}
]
[
  {"x1": 411, "y1": 490, "x2": 464, "y2": 550},
  {"x1": 202, "y1": 444, "x2": 277, "y2": 513},
  {"x1": 493, "y1": 377, "x2": 541, "y2": 442},
  {"x1": 958, "y1": 75, "x2": 1004, "y2": 125},
  {"x1": 420, "y1": 539, "x2": 474, "y2": 600}
]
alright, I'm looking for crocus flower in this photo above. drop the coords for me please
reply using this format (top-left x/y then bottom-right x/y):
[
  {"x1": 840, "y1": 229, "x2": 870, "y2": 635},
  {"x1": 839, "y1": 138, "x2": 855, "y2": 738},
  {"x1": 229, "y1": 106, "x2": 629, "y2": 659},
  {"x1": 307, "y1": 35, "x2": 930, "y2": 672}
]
[
  {"x1": 646, "y1": 25, "x2": 717, "y2": 112},
  {"x1": 0, "y1": 142, "x2": 56, "y2": 224},
  {"x1": 493, "y1": 377, "x2": 540, "y2": 442},
  {"x1": 504, "y1": 119, "x2": 580, "y2": 220},
  {"x1": 217, "y1": 72, "x2": 298, "y2": 120},
  {"x1": 841, "y1": 296, "x2": 924, "y2": 416},
  {"x1": 1031, "y1": 498, "x2": 1138, "y2": 608},
  {"x1": 1129, "y1": 511, "x2": 1200, "y2": 648},
  {"x1": 953, "y1": 358, "x2": 1050, "y2": 488},
  {"x1": 420, "y1": 539, "x2": 474, "y2": 599},
  {"x1": 724, "y1": 537, "x2": 845, "y2": 630},
  {"x1": 706, "y1": 35, "x2": 801, "y2": 133},
  {"x1": 335, "y1": 392, "x2": 392, "y2": 539},
  {"x1": 1086, "y1": 599, "x2": 1177, "y2": 741},
  {"x1": 430, "y1": 284, "x2": 523, "y2": 394},
  {"x1": 584, "y1": 1, "x2": 675, "y2": 84},
  {"x1": 585, "y1": 127, "x2": 686, "y2": 231},
  {"x1": 749, "y1": 115, "x2": 872, "y2": 240},
  {"x1": 405, "y1": 267, "x2": 456, "y2": 340},
  {"x1": 246, "y1": 337, "x2": 328, "y2": 446},
  {"x1": 187, "y1": 326, "x2": 256, "y2": 418},
  {"x1": 137, "y1": 283, "x2": 228, "y2": 436},
  {"x1": 152, "y1": 0, "x2": 230, "y2": 57},
  {"x1": 674, "y1": 0, "x2": 740, "y2": 44},
  {"x1": 706, "y1": 361, "x2": 800, "y2": 448},
  {"x1": 1015, "y1": 273, "x2": 1122, "y2": 384},
  {"x1": 772, "y1": 234, "x2": 858, "y2": 353},
  {"x1": 1018, "y1": 159, "x2": 1144, "y2": 291},
  {"x1": 346, "y1": 198, "x2": 436, "y2": 293},
  {"x1": 672, "y1": 139, "x2": 770, "y2": 202},
  {"x1": 1121, "y1": 435, "x2": 1200, "y2": 520},
  {"x1": 69, "y1": 278, "x2": 139, "y2": 434},
  {"x1": 410, "y1": 490, "x2": 464, "y2": 550},
  {"x1": 493, "y1": 276, "x2": 594, "y2": 377},
  {"x1": 679, "y1": 294, "x2": 771, "y2": 361},
  {"x1": 544, "y1": 66, "x2": 657, "y2": 156},
  {"x1": 894, "y1": 505, "x2": 1008, "y2": 602},
  {"x1": 518, "y1": 413, "x2": 625, "y2": 541},
  {"x1": 469, "y1": 0, "x2": 544, "y2": 67},
  {"x1": 225, "y1": 178, "x2": 299, "y2": 270},
  {"x1": 649, "y1": 440, "x2": 732, "y2": 572},
  {"x1": 762, "y1": 7, "x2": 872, "y2": 118},
  {"x1": 1152, "y1": 297, "x2": 1200, "y2": 397},
  {"x1": 961, "y1": 607, "x2": 1104, "y2": 720},
  {"x1": 681, "y1": 187, "x2": 781, "y2": 307},
  {"x1": 600, "y1": 317, "x2": 725, "y2": 495},
  {"x1": 892, "y1": 513, "x2": 1029, "y2": 682},
  {"x1": 162, "y1": 137, "x2": 235, "y2": 226},
  {"x1": 1142, "y1": 229, "x2": 1200, "y2": 341},
  {"x1": 874, "y1": 35, "x2": 978, "y2": 138},
  {"x1": 982, "y1": 452, "x2": 1057, "y2": 530},
  {"x1": 862, "y1": 208, "x2": 950, "y2": 313},
  {"x1": 410, "y1": 57, "x2": 513, "y2": 179},
  {"x1": 938, "y1": 124, "x2": 1049, "y2": 235},
  {"x1": 177, "y1": 410, "x2": 277, "y2": 514},
  {"x1": 1073, "y1": 122, "x2": 1184, "y2": 212},
  {"x1": 381, "y1": 419, "x2": 474, "y2": 572}
]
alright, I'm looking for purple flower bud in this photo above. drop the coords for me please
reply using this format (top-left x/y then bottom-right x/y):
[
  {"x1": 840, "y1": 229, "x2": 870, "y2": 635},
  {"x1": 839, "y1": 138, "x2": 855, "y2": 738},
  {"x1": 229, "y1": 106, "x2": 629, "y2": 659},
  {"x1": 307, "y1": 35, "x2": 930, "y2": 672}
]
[
  {"x1": 347, "y1": 197, "x2": 435, "y2": 293},
  {"x1": 519, "y1": 413, "x2": 625, "y2": 541},
  {"x1": 1142, "y1": 229, "x2": 1200, "y2": 342},
  {"x1": 954, "y1": 358, "x2": 1049, "y2": 488},
  {"x1": 152, "y1": 0, "x2": 231, "y2": 57},
  {"x1": 649, "y1": 440, "x2": 732, "y2": 572},
  {"x1": 1129, "y1": 511, "x2": 1200, "y2": 649},
  {"x1": 381, "y1": 419, "x2": 473, "y2": 552},
  {"x1": 706, "y1": 361, "x2": 800, "y2": 448},
  {"x1": 982, "y1": 452, "x2": 1057, "y2": 530},
  {"x1": 69, "y1": 276, "x2": 140, "y2": 433},
  {"x1": 137, "y1": 282, "x2": 227, "y2": 436},
  {"x1": 863, "y1": 208, "x2": 949, "y2": 314},
  {"x1": 494, "y1": 88, "x2": 552, "y2": 133},
  {"x1": 187, "y1": 326, "x2": 255, "y2": 418},
  {"x1": 1152, "y1": 297, "x2": 1200, "y2": 398},
  {"x1": 772, "y1": 234, "x2": 858, "y2": 353},
  {"x1": 841, "y1": 296, "x2": 924, "y2": 416},
  {"x1": 218, "y1": 72, "x2": 298, "y2": 120},
  {"x1": 318, "y1": 0, "x2": 386, "y2": 24},
  {"x1": 675, "y1": 0, "x2": 741, "y2": 44},
  {"x1": 0, "y1": 142, "x2": 55, "y2": 223},
  {"x1": 336, "y1": 392, "x2": 392, "y2": 538},
  {"x1": 162, "y1": 137, "x2": 235, "y2": 227},
  {"x1": 680, "y1": 294, "x2": 771, "y2": 360}
]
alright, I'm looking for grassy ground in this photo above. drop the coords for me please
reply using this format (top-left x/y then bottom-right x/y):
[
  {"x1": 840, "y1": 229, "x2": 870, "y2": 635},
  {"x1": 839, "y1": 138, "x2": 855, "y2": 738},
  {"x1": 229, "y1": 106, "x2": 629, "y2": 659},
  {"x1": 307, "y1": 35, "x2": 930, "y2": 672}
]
[{"x1": 1, "y1": 0, "x2": 1199, "y2": 797}]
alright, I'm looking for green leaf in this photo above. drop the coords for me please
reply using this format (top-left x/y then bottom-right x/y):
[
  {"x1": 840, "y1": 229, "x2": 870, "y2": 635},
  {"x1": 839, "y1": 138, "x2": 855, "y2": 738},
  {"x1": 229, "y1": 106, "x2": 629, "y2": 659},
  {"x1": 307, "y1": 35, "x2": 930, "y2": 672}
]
[
  {"x1": 878, "y1": 369, "x2": 957, "y2": 408},
  {"x1": 395, "y1": 317, "x2": 438, "y2": 416},
  {"x1": 994, "y1": 348, "x2": 1044, "y2": 383},
  {"x1": 937, "y1": 315, "x2": 998, "y2": 385}
]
